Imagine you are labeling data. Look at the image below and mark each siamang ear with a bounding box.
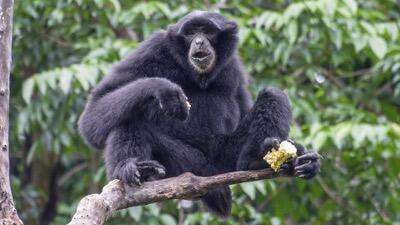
[222,21,238,32]
[208,18,237,33]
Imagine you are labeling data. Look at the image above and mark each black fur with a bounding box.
[78,11,320,217]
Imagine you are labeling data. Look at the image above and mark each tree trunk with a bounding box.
[0,0,23,224]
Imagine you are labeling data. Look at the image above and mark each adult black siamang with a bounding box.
[79,11,321,217]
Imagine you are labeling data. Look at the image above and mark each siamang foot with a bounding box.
[113,158,166,186]
[155,87,190,121]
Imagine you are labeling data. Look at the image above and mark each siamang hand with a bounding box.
[155,86,190,121]
[238,137,280,170]
[112,158,166,186]
[278,139,321,179]
[242,137,321,179]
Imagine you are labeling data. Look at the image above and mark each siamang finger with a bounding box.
[129,174,142,186]
[260,137,280,157]
[138,165,166,179]
[294,161,313,172]
[122,170,141,186]
[279,163,290,171]
[136,160,165,169]
[138,165,165,174]
[295,163,319,178]
[297,152,321,161]
[298,173,316,179]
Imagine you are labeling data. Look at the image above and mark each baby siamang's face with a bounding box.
[180,23,219,73]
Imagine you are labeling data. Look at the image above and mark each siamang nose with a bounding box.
[195,37,204,46]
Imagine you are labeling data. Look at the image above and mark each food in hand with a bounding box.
[263,140,297,172]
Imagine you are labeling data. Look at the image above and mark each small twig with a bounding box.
[319,69,344,87]
[367,193,390,222]
[67,169,288,225]
[57,162,89,186]
[316,176,363,220]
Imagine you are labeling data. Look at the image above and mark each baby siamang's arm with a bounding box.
[78,77,189,149]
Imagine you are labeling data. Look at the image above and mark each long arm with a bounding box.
[78,77,181,149]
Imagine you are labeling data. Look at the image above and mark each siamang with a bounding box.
[78,11,321,217]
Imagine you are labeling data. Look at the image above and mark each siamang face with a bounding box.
[170,11,238,76]
[180,23,219,73]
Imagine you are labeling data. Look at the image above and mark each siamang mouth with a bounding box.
[191,51,211,61]
[189,48,216,73]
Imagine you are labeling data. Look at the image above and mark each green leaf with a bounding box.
[59,70,73,94]
[240,183,256,200]
[369,36,387,59]
[343,0,357,14]
[110,0,121,12]
[145,204,160,216]
[360,21,376,36]
[128,206,143,221]
[353,35,368,52]
[94,166,105,183]
[283,3,304,22]
[239,28,252,45]
[253,181,267,195]
[332,123,351,149]
[313,132,328,150]
[36,77,47,95]
[160,214,177,225]
[22,78,35,103]
[287,20,298,44]
[253,29,267,46]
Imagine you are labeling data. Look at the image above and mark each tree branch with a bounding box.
[0,0,23,224]
[67,169,289,225]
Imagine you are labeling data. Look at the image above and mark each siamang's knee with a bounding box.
[254,87,291,113]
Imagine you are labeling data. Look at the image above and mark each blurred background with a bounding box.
[9,0,400,224]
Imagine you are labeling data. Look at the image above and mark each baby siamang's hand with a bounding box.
[112,158,166,186]
[155,87,190,121]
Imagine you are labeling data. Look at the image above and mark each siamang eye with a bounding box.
[204,29,214,35]
[184,28,196,36]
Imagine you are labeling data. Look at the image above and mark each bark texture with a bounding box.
[68,169,287,225]
[0,0,23,224]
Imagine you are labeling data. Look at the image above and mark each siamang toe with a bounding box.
[294,152,321,179]
[136,160,166,181]
[113,158,142,186]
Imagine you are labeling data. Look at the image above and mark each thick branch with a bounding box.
[0,0,23,224]
[68,169,288,225]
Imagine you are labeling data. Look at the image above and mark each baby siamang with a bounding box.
[78,11,321,217]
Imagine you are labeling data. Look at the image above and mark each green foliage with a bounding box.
[10,0,400,225]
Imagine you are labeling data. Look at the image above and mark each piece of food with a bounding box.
[263,140,297,172]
